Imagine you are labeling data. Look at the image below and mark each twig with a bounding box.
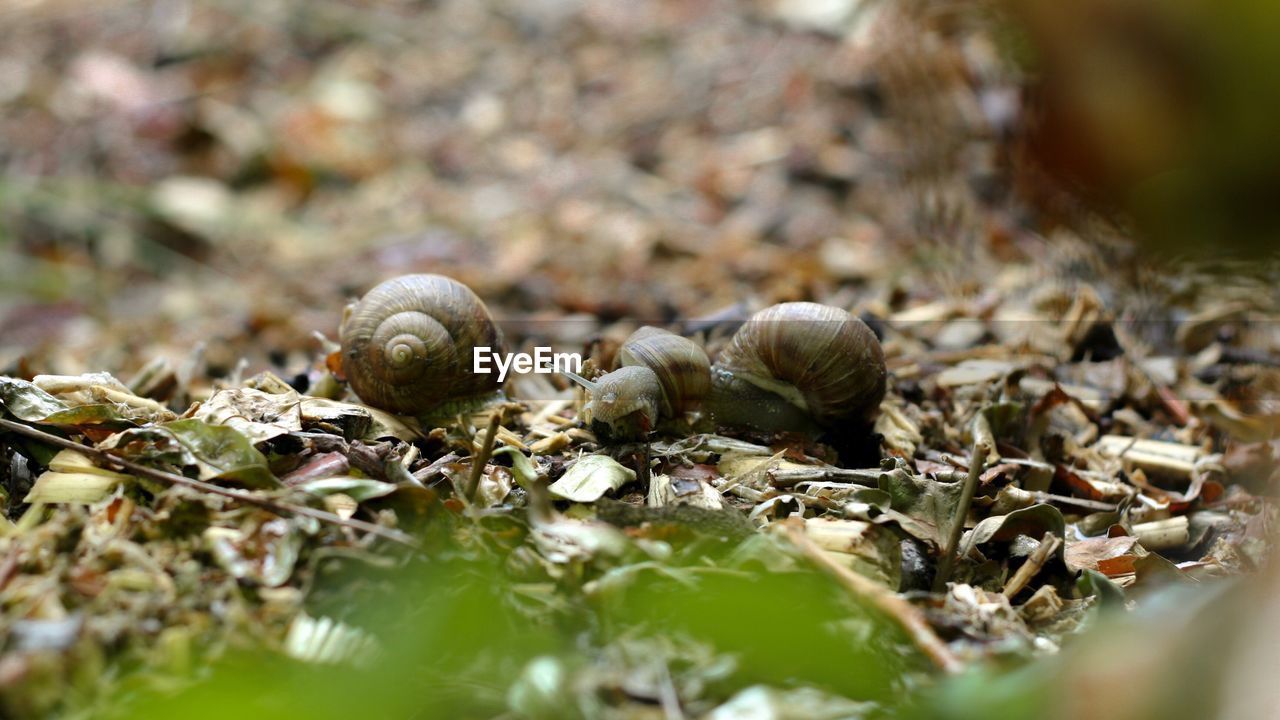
[641,440,651,488]
[781,521,963,675]
[1154,384,1191,427]
[0,418,420,548]
[768,466,881,488]
[1029,491,1119,512]
[0,549,20,593]
[1002,531,1061,599]
[932,415,993,593]
[463,412,502,503]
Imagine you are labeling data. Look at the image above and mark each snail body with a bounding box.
[339,274,504,415]
[568,302,886,440]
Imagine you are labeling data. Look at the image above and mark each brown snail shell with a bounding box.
[708,302,886,432]
[617,327,711,417]
[571,327,710,438]
[339,274,503,415]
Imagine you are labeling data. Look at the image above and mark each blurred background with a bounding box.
[2,1,1279,718]
[3,0,1274,384]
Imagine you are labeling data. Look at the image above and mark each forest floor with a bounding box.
[0,1,1278,719]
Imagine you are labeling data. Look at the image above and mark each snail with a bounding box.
[339,274,504,415]
[706,302,886,434]
[567,302,886,440]
[566,327,710,440]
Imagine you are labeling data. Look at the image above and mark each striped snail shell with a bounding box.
[708,302,886,433]
[567,327,710,438]
[618,327,711,417]
[339,274,503,415]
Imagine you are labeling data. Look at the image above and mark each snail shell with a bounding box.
[339,274,503,415]
[575,327,710,438]
[617,327,711,417]
[708,302,885,432]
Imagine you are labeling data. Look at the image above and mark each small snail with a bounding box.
[566,327,710,439]
[567,302,886,440]
[339,274,504,415]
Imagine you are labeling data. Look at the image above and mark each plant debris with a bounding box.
[0,1,1277,719]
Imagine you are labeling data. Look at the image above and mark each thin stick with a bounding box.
[0,418,419,548]
[769,466,882,488]
[932,417,993,593]
[464,412,502,503]
[1029,491,1118,512]
[1002,531,1061,599]
[781,521,963,674]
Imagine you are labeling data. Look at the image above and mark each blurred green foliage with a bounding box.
[96,538,1259,720]
[105,541,932,720]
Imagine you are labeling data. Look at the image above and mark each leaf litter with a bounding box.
[0,1,1277,718]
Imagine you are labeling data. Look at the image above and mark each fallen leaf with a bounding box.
[548,455,635,502]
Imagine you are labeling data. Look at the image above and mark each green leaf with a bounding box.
[101,418,279,488]
[1076,569,1126,610]
[1132,552,1192,588]
[0,377,146,430]
[0,376,70,421]
[877,465,963,547]
[492,446,541,489]
[982,402,1026,445]
[846,486,894,509]
[958,504,1067,561]
[548,455,635,502]
[40,405,138,427]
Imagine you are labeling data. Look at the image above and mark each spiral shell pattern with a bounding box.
[619,327,711,416]
[339,274,503,415]
[714,302,885,426]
